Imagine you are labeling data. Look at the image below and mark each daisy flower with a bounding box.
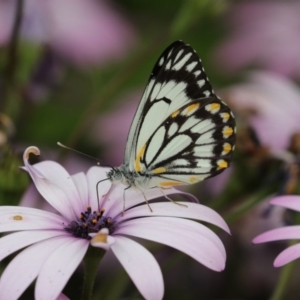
[253,196,300,267]
[0,0,136,66]
[216,2,300,79]
[222,71,300,151]
[0,147,230,300]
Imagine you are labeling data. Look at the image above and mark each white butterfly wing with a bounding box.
[143,97,236,187]
[124,41,217,170]
[124,41,236,187]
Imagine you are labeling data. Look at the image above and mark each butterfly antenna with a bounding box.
[57,142,101,165]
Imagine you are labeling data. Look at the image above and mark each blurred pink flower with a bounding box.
[253,195,300,267]
[223,71,300,151]
[0,146,230,299]
[0,0,136,66]
[216,2,300,79]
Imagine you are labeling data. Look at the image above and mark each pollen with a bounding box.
[222,126,233,138]
[171,109,180,118]
[91,232,108,244]
[65,206,115,240]
[217,159,228,170]
[12,215,23,221]
[205,103,221,114]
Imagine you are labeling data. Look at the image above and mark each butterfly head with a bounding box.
[107,167,123,182]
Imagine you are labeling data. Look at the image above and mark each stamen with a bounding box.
[65,206,114,240]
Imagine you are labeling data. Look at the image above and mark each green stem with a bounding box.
[270,260,295,300]
[81,246,105,300]
[1,0,24,112]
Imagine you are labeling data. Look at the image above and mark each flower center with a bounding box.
[65,206,114,240]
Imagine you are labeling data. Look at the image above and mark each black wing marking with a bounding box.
[125,41,219,171]
[136,97,236,185]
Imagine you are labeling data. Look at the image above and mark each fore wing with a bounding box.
[124,41,217,171]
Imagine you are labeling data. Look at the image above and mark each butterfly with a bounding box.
[106,41,236,194]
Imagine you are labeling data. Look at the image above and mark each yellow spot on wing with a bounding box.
[217,159,228,170]
[223,126,233,138]
[206,103,221,114]
[171,110,180,118]
[222,143,232,154]
[182,103,200,116]
[135,145,146,172]
[189,176,200,183]
[160,181,184,187]
[153,167,167,174]
[13,215,23,221]
[220,112,230,122]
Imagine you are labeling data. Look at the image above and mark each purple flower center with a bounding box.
[64,206,114,240]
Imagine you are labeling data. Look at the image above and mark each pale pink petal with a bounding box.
[253,226,300,243]
[0,206,66,233]
[100,184,144,215]
[270,196,300,212]
[26,161,79,219]
[23,147,80,220]
[86,166,112,209]
[116,217,226,271]
[274,243,300,267]
[56,294,70,300]
[110,236,164,300]
[0,230,70,261]
[70,172,89,211]
[116,202,230,233]
[19,184,54,213]
[35,238,88,300]
[0,236,72,300]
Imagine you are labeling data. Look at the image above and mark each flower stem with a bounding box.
[270,250,296,300]
[1,0,24,112]
[81,246,105,300]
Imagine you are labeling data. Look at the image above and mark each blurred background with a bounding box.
[1,0,300,299]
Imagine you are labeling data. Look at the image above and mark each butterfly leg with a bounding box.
[122,186,131,216]
[140,190,153,213]
[160,188,187,207]
[122,186,153,215]
[134,182,153,212]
